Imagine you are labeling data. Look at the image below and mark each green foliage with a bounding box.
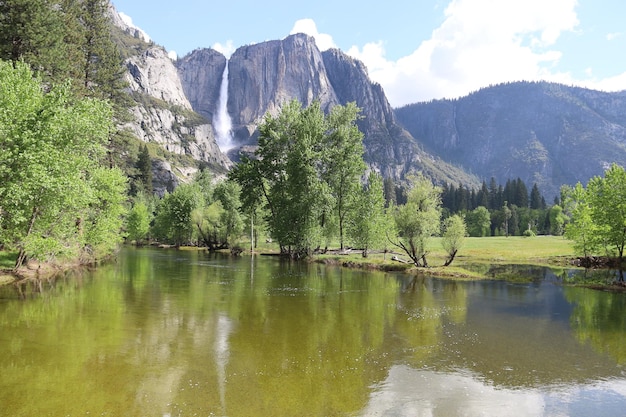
[390,174,442,267]
[347,172,393,257]
[82,167,128,259]
[214,180,244,246]
[149,172,245,250]
[322,102,365,249]
[0,0,66,82]
[126,201,152,244]
[465,206,491,237]
[0,61,126,267]
[548,205,567,236]
[441,214,467,266]
[230,99,367,258]
[134,144,153,195]
[565,164,626,260]
[152,184,202,246]
[587,164,626,259]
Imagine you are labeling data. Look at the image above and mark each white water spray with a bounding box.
[214,60,235,152]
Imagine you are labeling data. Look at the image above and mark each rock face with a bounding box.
[176,48,226,121]
[176,34,475,185]
[395,81,626,197]
[321,49,417,178]
[125,47,192,108]
[227,34,339,144]
[109,5,231,195]
[121,46,231,194]
[111,4,626,198]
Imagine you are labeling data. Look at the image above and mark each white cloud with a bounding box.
[118,12,151,43]
[290,19,337,51]
[168,50,178,61]
[347,0,580,106]
[212,40,236,58]
[580,70,626,92]
[607,32,622,41]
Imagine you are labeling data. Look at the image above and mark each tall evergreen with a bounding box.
[80,0,128,107]
[0,0,67,82]
[135,144,153,195]
[383,177,397,207]
[530,183,544,209]
[488,177,499,210]
[515,178,529,208]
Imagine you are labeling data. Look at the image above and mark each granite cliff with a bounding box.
[111,5,626,199]
[176,34,477,185]
[110,5,231,195]
[395,82,626,198]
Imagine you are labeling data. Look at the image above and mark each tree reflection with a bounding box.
[564,286,626,364]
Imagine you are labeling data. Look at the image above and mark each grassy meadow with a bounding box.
[292,235,577,279]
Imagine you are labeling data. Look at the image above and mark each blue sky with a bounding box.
[111,0,626,107]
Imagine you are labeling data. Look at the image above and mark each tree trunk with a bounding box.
[443,249,458,267]
[14,206,39,271]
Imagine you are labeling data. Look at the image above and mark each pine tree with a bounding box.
[0,0,67,82]
[383,177,397,207]
[135,144,153,195]
[80,0,129,110]
[530,183,543,209]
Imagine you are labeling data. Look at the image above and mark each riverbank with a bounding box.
[312,236,576,279]
[1,236,619,289]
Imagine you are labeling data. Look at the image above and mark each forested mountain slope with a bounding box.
[395,82,626,197]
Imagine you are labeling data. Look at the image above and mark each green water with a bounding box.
[0,247,625,416]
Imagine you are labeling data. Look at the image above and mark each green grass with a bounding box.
[0,251,16,270]
[431,235,575,265]
[244,235,576,279]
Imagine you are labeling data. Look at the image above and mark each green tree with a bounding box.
[0,60,123,268]
[321,102,365,250]
[152,184,202,246]
[126,201,152,245]
[465,206,491,237]
[134,144,153,195]
[441,214,467,266]
[80,0,128,104]
[390,174,442,267]
[0,0,67,81]
[348,172,392,257]
[586,164,626,261]
[81,166,128,259]
[502,202,512,237]
[231,100,365,258]
[383,177,397,207]
[214,180,244,247]
[530,183,544,209]
[548,204,567,236]
[564,183,597,257]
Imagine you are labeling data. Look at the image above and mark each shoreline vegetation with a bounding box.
[2,235,625,291]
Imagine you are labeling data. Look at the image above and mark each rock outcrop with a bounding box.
[109,5,231,195]
[121,46,231,194]
[176,34,476,185]
[227,34,339,144]
[395,81,626,197]
[176,48,226,121]
[125,47,192,108]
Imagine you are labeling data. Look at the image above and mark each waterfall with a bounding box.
[214,60,234,152]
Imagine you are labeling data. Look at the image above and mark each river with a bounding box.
[1,247,625,416]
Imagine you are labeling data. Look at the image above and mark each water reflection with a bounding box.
[362,365,626,417]
[0,248,625,416]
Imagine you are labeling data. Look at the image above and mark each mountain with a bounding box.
[394,81,626,198]
[111,6,626,200]
[109,5,231,196]
[176,34,478,185]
